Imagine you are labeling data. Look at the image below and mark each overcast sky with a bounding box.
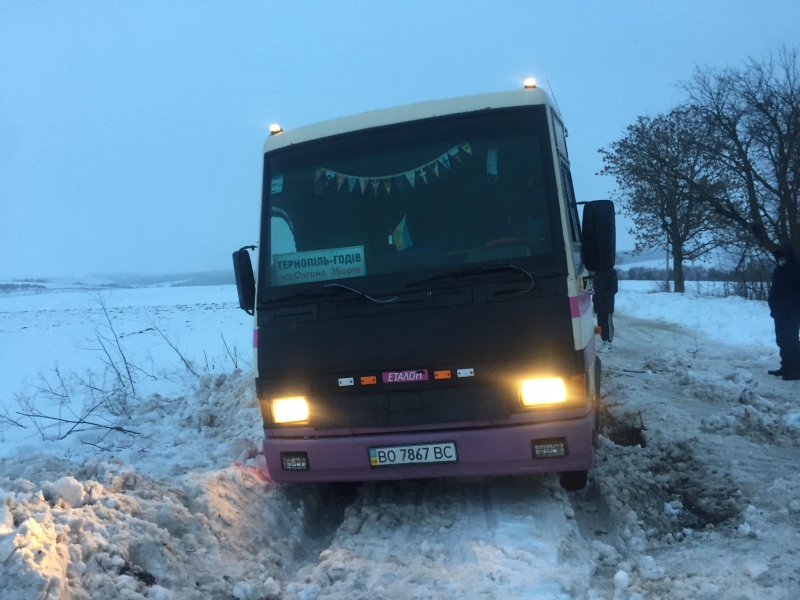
[2,1,798,279]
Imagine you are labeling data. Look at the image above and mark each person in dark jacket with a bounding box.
[767,244,800,380]
[593,268,618,350]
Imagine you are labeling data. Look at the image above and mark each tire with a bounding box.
[560,470,588,491]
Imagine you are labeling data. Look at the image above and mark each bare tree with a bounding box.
[600,108,726,292]
[683,47,800,252]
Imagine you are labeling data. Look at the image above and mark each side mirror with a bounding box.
[232,246,256,315]
[581,200,616,272]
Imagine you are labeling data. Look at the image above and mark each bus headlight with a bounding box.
[519,378,567,406]
[272,397,309,423]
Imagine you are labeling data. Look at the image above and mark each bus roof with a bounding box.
[264,87,557,153]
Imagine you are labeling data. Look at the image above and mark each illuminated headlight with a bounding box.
[272,397,309,423]
[519,378,567,406]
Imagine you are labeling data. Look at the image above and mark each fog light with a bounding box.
[281,452,309,471]
[272,397,309,423]
[532,439,567,459]
[520,378,567,406]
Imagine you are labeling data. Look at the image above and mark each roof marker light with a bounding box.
[523,78,537,89]
[269,123,283,135]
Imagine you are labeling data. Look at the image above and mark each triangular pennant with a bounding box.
[427,162,439,178]
[459,143,473,155]
[447,146,460,157]
[314,168,325,196]
[371,179,381,194]
[348,176,358,192]
[383,179,392,194]
[404,170,416,188]
[325,169,336,186]
[438,154,451,170]
[417,168,428,184]
[393,174,406,191]
[336,174,346,191]
[360,177,369,194]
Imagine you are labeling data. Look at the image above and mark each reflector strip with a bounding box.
[457,368,474,378]
[338,377,354,387]
[361,376,377,385]
[434,370,452,380]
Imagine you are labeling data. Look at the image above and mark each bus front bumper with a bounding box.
[262,415,594,483]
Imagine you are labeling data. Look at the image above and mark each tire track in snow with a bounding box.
[280,476,595,600]
[580,312,800,599]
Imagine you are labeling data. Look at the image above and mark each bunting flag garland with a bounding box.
[314,168,325,195]
[315,143,471,196]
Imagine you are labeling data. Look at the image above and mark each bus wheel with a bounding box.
[559,470,588,491]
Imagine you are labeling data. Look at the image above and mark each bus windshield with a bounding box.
[263,108,558,290]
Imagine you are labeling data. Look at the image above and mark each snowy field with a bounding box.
[1,283,799,599]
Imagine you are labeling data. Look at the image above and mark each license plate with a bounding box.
[369,442,457,467]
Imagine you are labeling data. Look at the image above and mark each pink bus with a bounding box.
[233,84,615,490]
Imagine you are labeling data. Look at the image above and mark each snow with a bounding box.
[613,570,630,589]
[45,476,85,508]
[617,280,776,350]
[1,282,799,598]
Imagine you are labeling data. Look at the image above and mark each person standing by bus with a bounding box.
[593,268,618,351]
[768,244,800,381]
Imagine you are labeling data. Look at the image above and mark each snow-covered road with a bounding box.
[2,285,799,599]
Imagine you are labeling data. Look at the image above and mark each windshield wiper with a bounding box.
[263,283,399,305]
[406,263,536,292]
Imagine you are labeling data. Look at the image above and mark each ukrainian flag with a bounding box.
[392,215,414,252]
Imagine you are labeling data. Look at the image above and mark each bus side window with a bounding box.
[560,166,581,243]
[560,165,583,272]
